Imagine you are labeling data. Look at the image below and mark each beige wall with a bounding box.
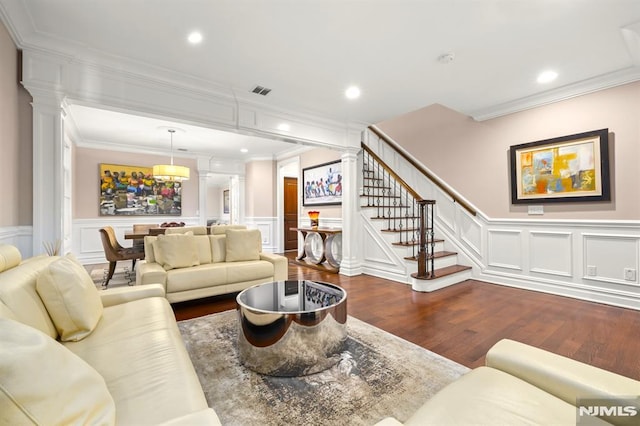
[0,20,32,226]
[73,146,199,218]
[376,81,640,220]
[245,160,276,217]
[300,148,342,219]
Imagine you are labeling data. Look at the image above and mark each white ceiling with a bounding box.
[67,104,299,162]
[2,0,640,158]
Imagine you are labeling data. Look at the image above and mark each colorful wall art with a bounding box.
[99,163,182,216]
[302,160,342,206]
[510,129,611,204]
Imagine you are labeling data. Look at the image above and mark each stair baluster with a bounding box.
[361,143,432,279]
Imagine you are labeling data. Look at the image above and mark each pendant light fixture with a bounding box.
[152,129,190,182]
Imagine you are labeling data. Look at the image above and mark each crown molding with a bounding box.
[472,24,640,121]
[0,0,32,47]
[470,66,640,121]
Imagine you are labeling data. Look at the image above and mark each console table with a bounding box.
[291,227,342,273]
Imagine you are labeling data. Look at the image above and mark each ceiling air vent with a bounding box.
[251,85,271,96]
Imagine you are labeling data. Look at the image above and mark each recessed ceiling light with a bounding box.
[537,70,558,84]
[345,86,361,100]
[277,123,290,131]
[188,31,203,44]
[240,148,248,153]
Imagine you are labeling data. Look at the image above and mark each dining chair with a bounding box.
[98,226,145,287]
[132,224,158,250]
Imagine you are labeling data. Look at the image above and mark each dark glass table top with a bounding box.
[237,280,346,314]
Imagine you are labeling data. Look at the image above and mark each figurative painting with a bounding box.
[302,160,342,206]
[510,129,610,204]
[99,163,182,215]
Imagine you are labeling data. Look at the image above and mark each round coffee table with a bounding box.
[236,280,347,376]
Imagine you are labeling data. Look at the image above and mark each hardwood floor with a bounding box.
[172,253,640,380]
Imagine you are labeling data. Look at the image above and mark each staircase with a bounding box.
[361,142,471,291]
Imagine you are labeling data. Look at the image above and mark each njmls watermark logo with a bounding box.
[577,397,639,425]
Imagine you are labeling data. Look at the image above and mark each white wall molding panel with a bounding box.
[0,226,33,256]
[243,217,279,253]
[487,229,524,271]
[360,213,408,283]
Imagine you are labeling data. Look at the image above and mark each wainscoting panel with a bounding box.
[0,226,33,257]
[435,192,456,235]
[487,229,523,271]
[244,217,278,252]
[583,233,640,286]
[361,214,408,283]
[529,231,573,277]
[459,211,482,259]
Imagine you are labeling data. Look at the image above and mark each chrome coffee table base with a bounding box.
[236,280,347,377]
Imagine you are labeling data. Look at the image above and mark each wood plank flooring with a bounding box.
[171,253,640,380]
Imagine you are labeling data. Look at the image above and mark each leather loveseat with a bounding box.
[376,338,640,425]
[136,226,288,303]
[0,244,220,425]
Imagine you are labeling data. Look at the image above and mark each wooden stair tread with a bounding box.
[370,216,420,220]
[362,204,411,208]
[381,228,422,233]
[362,185,391,189]
[393,241,417,247]
[392,238,444,247]
[404,251,457,261]
[412,264,472,280]
[360,195,403,199]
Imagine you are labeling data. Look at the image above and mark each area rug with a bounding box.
[90,266,134,288]
[178,310,470,426]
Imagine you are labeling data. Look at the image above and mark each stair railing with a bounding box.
[368,125,477,217]
[362,143,435,279]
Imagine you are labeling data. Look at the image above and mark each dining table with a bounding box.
[123,228,166,240]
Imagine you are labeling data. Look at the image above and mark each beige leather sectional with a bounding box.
[377,338,640,425]
[136,226,288,303]
[0,244,221,425]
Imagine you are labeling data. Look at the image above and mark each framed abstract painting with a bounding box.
[509,129,611,204]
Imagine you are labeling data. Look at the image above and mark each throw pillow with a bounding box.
[154,233,200,271]
[36,255,103,341]
[209,235,226,263]
[151,231,192,266]
[225,228,261,262]
[193,235,212,264]
[144,235,158,263]
[0,318,116,425]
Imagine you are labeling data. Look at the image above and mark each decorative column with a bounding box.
[229,175,246,225]
[28,89,66,255]
[339,147,363,276]
[197,157,212,226]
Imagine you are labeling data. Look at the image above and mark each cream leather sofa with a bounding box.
[136,226,288,303]
[0,244,220,425]
[377,339,640,426]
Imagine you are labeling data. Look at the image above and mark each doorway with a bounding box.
[284,177,298,252]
